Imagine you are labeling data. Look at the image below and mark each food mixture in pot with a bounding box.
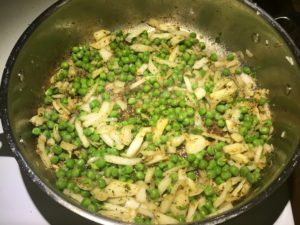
[30,19,274,224]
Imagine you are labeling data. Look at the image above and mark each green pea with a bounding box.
[187,171,196,180]
[217,119,226,128]
[239,126,248,136]
[124,165,134,174]
[230,165,240,176]
[143,84,151,93]
[90,133,100,142]
[135,163,145,171]
[103,92,110,101]
[205,119,213,127]
[221,171,232,181]
[111,167,119,178]
[32,127,41,135]
[199,108,206,116]
[149,188,160,200]
[240,106,248,114]
[204,186,215,197]
[208,160,217,170]
[89,99,100,109]
[170,154,179,163]
[205,111,214,119]
[259,126,270,134]
[136,171,145,180]
[207,169,217,179]
[71,168,80,177]
[154,168,163,178]
[189,32,197,38]
[95,159,106,169]
[215,166,222,175]
[222,68,231,76]
[187,154,196,162]
[183,52,191,61]
[78,88,88,96]
[242,66,251,74]
[210,53,218,61]
[253,138,263,146]
[235,67,242,75]
[46,120,54,129]
[87,170,97,180]
[185,107,194,116]
[265,119,273,127]
[72,46,80,53]
[227,53,235,61]
[198,42,206,50]
[216,158,226,167]
[83,128,93,136]
[215,176,224,185]
[50,112,59,121]
[56,178,68,190]
[128,97,136,105]
[216,105,226,114]
[134,216,145,224]
[52,145,63,155]
[198,160,208,170]
[44,96,53,104]
[261,134,269,141]
[207,146,215,156]
[246,173,257,184]
[76,159,85,168]
[240,166,250,177]
[66,158,75,169]
[87,204,98,213]
[50,156,59,164]
[81,198,92,208]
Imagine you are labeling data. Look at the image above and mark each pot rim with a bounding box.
[0,0,299,224]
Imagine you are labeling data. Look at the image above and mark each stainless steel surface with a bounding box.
[0,0,300,224]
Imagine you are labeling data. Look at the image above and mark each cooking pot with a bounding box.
[1,0,300,224]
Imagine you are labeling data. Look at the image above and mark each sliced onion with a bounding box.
[125,27,145,43]
[75,120,90,148]
[149,33,173,40]
[63,189,83,203]
[90,35,115,49]
[185,134,209,154]
[169,46,179,62]
[154,212,179,224]
[105,180,139,197]
[104,155,142,165]
[153,118,169,142]
[126,127,151,157]
[130,44,154,52]
[153,56,177,68]
[158,176,171,195]
[99,48,113,62]
[148,57,159,75]
[93,29,110,41]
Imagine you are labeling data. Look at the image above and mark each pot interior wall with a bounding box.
[5,0,300,222]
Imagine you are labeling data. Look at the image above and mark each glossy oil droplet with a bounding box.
[285,84,292,96]
[251,33,260,43]
[17,72,24,82]
[280,131,286,139]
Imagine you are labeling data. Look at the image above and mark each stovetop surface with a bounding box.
[0,0,297,224]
